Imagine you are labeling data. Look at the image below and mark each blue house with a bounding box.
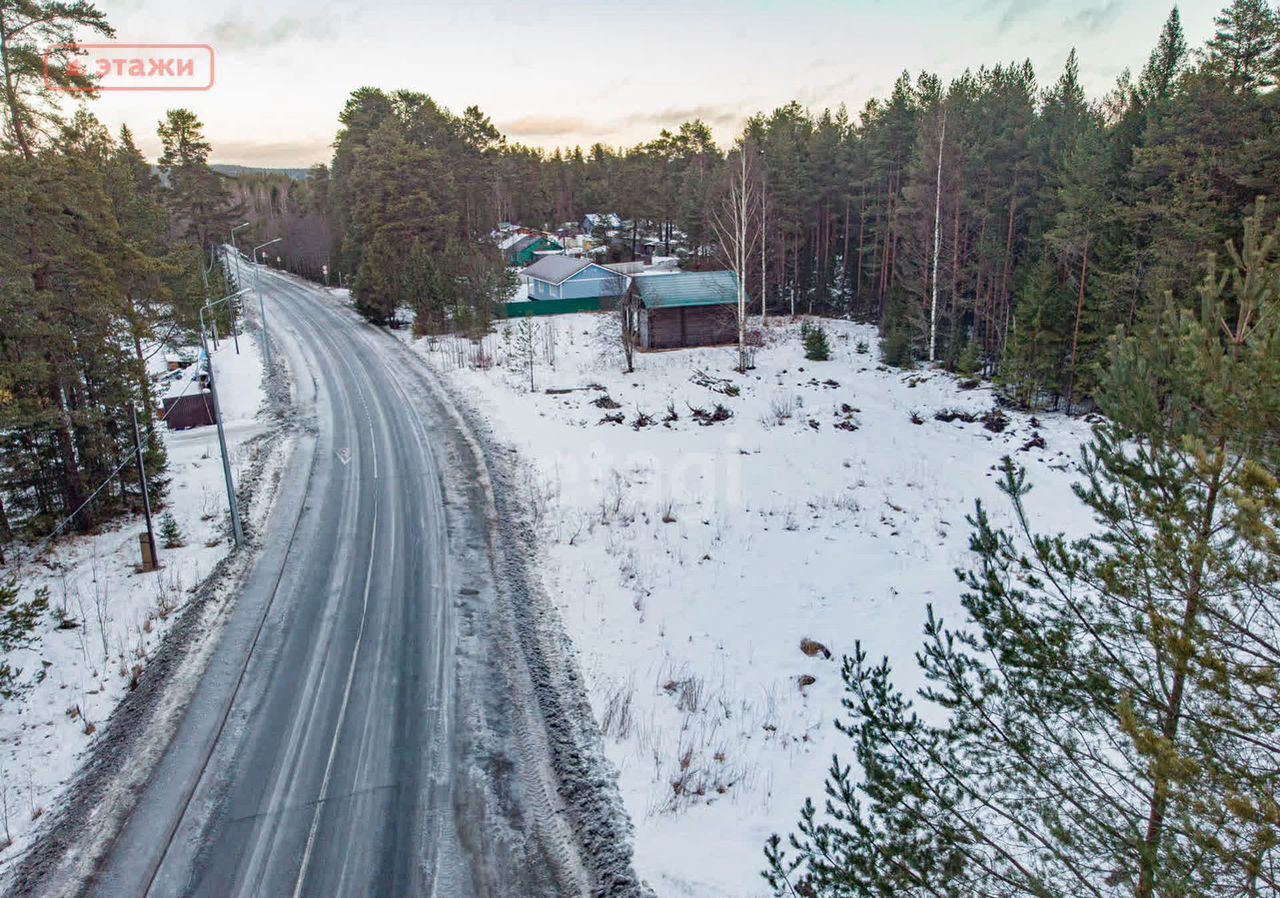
[521,256,630,306]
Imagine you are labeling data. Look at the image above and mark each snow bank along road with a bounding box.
[65,267,601,897]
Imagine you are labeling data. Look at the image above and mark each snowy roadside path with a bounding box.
[0,324,294,893]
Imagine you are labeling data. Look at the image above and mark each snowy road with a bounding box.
[85,268,579,897]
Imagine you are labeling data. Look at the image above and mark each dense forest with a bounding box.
[315,3,1280,415]
[2,0,1271,546]
[0,0,238,566]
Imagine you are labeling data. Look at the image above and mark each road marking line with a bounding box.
[290,499,379,898]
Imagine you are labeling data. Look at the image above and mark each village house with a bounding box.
[626,270,739,349]
[505,234,563,267]
[521,255,631,307]
[581,212,623,235]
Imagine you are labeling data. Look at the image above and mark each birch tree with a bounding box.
[713,145,760,373]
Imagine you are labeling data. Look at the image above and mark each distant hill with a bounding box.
[212,164,312,180]
[149,164,312,185]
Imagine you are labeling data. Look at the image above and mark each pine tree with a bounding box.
[0,0,113,159]
[766,208,1280,898]
[157,109,236,250]
[1,578,48,702]
[1203,0,1280,92]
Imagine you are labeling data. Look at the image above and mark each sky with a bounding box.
[84,0,1226,168]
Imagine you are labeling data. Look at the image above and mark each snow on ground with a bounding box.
[406,313,1099,897]
[0,334,268,862]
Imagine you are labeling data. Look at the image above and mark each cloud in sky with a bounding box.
[1065,0,1127,36]
[628,105,745,130]
[89,0,1225,166]
[498,116,591,138]
[208,137,334,167]
[207,14,324,51]
[499,107,752,149]
[992,0,1038,33]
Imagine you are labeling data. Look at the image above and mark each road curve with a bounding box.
[87,267,580,897]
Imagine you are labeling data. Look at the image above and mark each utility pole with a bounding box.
[132,405,159,570]
[253,237,282,374]
[230,223,249,288]
[199,248,219,350]
[200,290,250,547]
[230,223,251,355]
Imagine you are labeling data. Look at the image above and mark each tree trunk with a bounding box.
[929,109,946,363]
[760,191,768,325]
[1136,454,1224,898]
[1065,232,1090,413]
[997,168,1020,362]
[0,11,33,161]
[49,379,92,532]
[855,193,866,312]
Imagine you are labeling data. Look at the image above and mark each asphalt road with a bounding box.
[87,267,574,898]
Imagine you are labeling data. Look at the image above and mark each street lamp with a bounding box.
[229,222,251,353]
[252,237,283,373]
[199,287,252,547]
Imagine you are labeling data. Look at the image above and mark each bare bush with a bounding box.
[762,394,794,427]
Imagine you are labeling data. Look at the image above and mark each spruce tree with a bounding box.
[1000,255,1071,408]
[802,322,832,361]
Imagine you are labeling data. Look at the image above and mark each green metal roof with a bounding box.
[632,271,739,309]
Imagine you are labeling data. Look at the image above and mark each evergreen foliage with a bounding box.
[0,4,234,550]
[801,322,832,361]
[327,89,515,327]
[0,579,48,702]
[159,511,184,549]
[309,4,1278,414]
[764,208,1280,898]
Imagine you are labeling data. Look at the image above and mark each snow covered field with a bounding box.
[408,313,1098,897]
[0,335,269,864]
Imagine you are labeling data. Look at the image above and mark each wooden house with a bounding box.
[627,271,739,350]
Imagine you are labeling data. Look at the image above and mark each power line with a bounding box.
[8,345,219,572]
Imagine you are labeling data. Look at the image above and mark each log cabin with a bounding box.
[628,271,740,350]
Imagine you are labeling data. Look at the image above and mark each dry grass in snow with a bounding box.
[405,312,1097,897]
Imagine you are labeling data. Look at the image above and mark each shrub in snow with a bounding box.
[879,315,916,368]
[800,322,831,361]
[956,338,982,376]
[159,511,186,548]
[1,579,49,702]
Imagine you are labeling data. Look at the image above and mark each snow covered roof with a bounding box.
[632,270,738,309]
[521,255,592,285]
[583,212,623,229]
